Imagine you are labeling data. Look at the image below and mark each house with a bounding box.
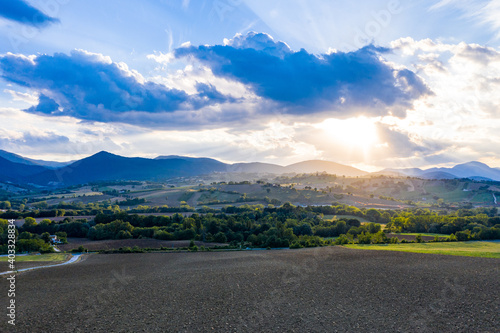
[49,235,63,245]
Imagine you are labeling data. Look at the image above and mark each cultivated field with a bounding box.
[345,241,500,258]
[1,247,498,332]
[58,238,227,252]
[0,253,71,272]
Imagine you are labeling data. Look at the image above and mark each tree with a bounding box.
[24,217,36,227]
[367,222,381,234]
[214,232,227,243]
[41,232,51,244]
[0,201,11,209]
[55,232,68,244]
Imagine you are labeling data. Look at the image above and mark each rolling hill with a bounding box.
[28,151,229,185]
[388,161,500,181]
[0,149,73,168]
[285,160,368,177]
[0,156,49,182]
[1,149,499,186]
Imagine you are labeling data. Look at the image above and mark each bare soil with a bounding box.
[0,261,56,272]
[58,238,227,252]
[0,247,498,332]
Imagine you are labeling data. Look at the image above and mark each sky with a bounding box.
[0,0,499,172]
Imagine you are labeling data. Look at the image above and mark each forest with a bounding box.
[1,203,499,253]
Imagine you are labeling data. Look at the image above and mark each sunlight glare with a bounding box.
[317,117,378,150]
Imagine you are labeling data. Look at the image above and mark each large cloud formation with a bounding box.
[0,32,431,129]
[0,50,235,125]
[0,0,59,28]
[175,32,431,117]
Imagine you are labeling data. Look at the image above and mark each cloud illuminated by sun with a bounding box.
[315,117,379,152]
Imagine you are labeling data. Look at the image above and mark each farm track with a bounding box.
[0,247,498,332]
[0,254,81,276]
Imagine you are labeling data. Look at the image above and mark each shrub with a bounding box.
[290,241,303,249]
[40,243,55,253]
[455,231,470,241]
[335,234,350,245]
[71,245,87,253]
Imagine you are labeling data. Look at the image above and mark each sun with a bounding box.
[317,117,379,150]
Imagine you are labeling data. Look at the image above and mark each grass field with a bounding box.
[396,233,450,238]
[0,253,70,262]
[323,214,373,223]
[345,241,500,258]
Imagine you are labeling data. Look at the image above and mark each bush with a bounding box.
[71,245,87,253]
[39,243,55,253]
[335,234,350,245]
[153,230,173,240]
[17,239,46,252]
[455,231,470,241]
[117,230,132,239]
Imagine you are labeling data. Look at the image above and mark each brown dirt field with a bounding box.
[34,215,94,223]
[1,247,498,332]
[58,238,227,252]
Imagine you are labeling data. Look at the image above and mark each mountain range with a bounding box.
[0,149,499,186]
[382,161,500,181]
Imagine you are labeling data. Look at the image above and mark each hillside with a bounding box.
[285,160,368,177]
[2,149,500,187]
[388,161,500,181]
[0,149,72,168]
[0,156,49,182]
[27,151,229,185]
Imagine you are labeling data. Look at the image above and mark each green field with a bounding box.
[345,241,500,258]
[323,215,374,223]
[0,253,70,262]
[395,233,450,238]
[470,192,494,204]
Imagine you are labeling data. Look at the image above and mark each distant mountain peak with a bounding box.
[93,150,115,157]
[455,161,489,167]
[393,160,500,181]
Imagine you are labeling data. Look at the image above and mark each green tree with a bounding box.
[24,217,36,227]
[214,232,227,243]
[41,232,51,244]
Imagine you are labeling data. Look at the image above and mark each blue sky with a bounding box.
[0,0,499,171]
